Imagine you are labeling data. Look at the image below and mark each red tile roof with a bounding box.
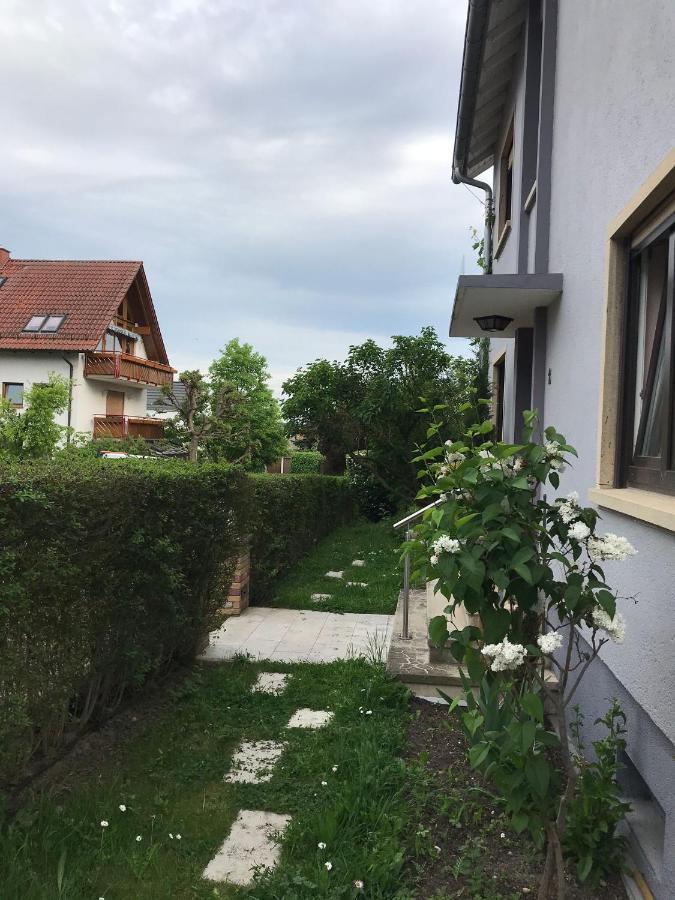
[0,257,170,364]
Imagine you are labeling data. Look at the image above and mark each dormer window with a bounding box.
[23,314,65,333]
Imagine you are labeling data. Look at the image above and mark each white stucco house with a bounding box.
[449,2,674,896]
[0,248,175,440]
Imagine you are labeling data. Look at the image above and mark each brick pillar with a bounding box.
[220,552,250,616]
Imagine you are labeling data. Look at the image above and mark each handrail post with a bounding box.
[401,527,412,640]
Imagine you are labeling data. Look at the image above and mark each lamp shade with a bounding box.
[473,314,513,333]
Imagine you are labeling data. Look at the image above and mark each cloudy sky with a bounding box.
[1,0,481,393]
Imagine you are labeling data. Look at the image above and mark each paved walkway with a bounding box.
[199,606,394,664]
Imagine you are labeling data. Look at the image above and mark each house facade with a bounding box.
[449,1,675,896]
[0,249,175,440]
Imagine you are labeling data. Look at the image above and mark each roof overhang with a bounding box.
[453,0,527,179]
[449,273,563,338]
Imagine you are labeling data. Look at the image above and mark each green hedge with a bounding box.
[289,450,324,474]
[0,458,249,785]
[249,474,355,602]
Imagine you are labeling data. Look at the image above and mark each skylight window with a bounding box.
[23,314,65,333]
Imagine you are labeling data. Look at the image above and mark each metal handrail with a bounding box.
[394,497,445,641]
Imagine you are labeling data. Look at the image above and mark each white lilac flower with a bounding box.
[432,535,461,556]
[439,493,448,502]
[445,451,465,467]
[592,607,626,643]
[325,861,333,871]
[318,841,326,849]
[588,533,637,562]
[568,521,590,541]
[430,554,439,566]
[119,804,127,812]
[481,637,527,672]
[100,820,109,828]
[537,632,563,654]
[354,880,365,889]
[557,491,581,524]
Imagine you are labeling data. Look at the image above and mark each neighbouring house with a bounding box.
[147,381,188,419]
[0,249,175,441]
[448,2,674,896]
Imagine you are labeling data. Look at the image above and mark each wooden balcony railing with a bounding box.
[84,351,175,386]
[93,416,165,440]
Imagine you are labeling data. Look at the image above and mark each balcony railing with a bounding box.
[93,415,165,440]
[84,351,175,386]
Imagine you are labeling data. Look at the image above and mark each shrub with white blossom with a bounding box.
[410,405,636,899]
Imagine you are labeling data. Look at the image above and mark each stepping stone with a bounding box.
[252,672,291,695]
[346,581,368,588]
[225,740,285,784]
[203,809,291,885]
[325,571,343,579]
[351,559,366,567]
[286,708,334,729]
[311,593,332,602]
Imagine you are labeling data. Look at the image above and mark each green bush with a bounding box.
[249,474,355,602]
[0,457,249,785]
[289,450,324,474]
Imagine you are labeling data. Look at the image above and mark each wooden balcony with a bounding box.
[84,351,175,387]
[93,415,165,440]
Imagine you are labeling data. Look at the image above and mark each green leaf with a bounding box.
[549,471,560,489]
[465,645,485,683]
[512,812,529,833]
[480,605,511,643]
[577,854,593,882]
[468,742,490,769]
[509,476,531,489]
[428,615,449,648]
[501,526,520,542]
[521,720,537,753]
[511,545,535,566]
[525,755,550,798]
[520,692,544,723]
[513,563,533,584]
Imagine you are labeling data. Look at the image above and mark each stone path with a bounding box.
[199,607,394,663]
[203,669,337,887]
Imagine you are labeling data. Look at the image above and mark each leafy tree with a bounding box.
[0,374,70,459]
[282,327,483,504]
[162,370,235,463]
[208,339,287,469]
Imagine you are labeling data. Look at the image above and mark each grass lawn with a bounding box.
[0,659,412,900]
[265,518,402,614]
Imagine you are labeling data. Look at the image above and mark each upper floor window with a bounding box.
[3,383,24,407]
[622,206,675,494]
[496,118,514,256]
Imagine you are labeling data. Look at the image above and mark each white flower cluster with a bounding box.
[588,533,637,562]
[481,637,527,672]
[545,440,566,471]
[430,534,460,566]
[537,631,563,654]
[591,607,626,643]
[568,520,590,542]
[438,448,466,476]
[556,491,580,524]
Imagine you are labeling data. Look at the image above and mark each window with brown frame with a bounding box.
[492,356,506,441]
[495,119,514,257]
[3,382,24,407]
[621,206,675,495]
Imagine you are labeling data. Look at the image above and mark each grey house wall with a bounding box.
[486,1,675,895]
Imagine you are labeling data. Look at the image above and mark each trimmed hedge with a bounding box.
[289,450,324,475]
[0,458,249,785]
[249,474,355,602]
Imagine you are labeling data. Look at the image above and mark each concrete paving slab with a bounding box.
[252,672,291,695]
[286,708,334,729]
[225,740,285,784]
[325,570,344,578]
[351,559,366,567]
[203,809,291,885]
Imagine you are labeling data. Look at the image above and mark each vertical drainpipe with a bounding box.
[62,355,74,442]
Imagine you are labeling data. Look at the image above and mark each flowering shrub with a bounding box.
[410,407,635,897]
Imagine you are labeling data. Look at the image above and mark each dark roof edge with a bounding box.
[452,0,492,181]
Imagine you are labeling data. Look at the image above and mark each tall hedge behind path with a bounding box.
[249,474,355,602]
[0,459,249,786]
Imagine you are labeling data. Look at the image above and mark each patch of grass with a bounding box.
[265,518,401,614]
[0,659,412,899]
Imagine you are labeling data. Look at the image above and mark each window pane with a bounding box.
[4,383,24,405]
[41,315,64,332]
[24,315,46,332]
[637,326,667,458]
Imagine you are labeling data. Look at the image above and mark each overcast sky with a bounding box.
[1,0,481,394]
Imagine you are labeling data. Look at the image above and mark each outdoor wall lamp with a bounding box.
[473,314,513,333]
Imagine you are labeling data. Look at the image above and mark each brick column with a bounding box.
[220,552,250,616]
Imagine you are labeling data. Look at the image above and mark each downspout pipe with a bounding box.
[62,355,74,442]
[452,0,494,273]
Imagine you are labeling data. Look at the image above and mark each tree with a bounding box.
[0,374,70,459]
[162,370,237,463]
[282,327,484,504]
[208,339,287,470]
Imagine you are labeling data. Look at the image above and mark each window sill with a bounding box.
[588,486,675,533]
[494,221,511,260]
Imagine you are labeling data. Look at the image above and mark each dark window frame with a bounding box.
[2,382,24,408]
[620,211,675,495]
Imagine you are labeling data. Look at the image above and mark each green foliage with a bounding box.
[289,450,324,474]
[282,327,485,505]
[208,338,288,469]
[0,457,249,784]
[249,474,356,602]
[346,458,398,521]
[0,375,70,459]
[564,701,631,884]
